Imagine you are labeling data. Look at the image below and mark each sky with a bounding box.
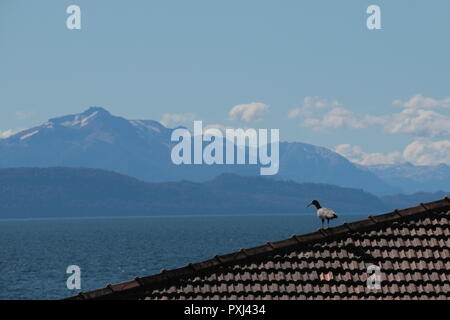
[1,0,450,166]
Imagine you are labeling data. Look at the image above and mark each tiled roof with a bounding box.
[67,198,450,300]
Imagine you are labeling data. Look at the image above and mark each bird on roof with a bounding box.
[307,200,338,229]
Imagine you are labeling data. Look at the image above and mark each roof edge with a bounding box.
[66,196,450,300]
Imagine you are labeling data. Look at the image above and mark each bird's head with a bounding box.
[307,200,320,209]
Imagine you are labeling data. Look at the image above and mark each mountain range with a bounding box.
[0,167,389,219]
[363,163,450,194]
[0,167,444,219]
[1,107,449,195]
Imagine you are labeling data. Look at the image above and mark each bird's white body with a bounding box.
[307,200,338,228]
[317,207,337,220]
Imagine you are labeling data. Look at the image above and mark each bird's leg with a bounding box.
[327,218,330,228]
[321,219,324,229]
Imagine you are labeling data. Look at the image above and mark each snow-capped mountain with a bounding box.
[276,142,397,194]
[364,162,450,194]
[0,107,396,195]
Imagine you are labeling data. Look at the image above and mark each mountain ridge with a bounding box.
[363,162,450,194]
[0,107,396,195]
[0,167,389,219]
[1,167,444,220]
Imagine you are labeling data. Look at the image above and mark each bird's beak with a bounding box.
[306,204,312,208]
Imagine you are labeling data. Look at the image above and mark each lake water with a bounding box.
[0,214,363,300]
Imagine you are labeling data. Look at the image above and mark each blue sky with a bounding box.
[1,0,450,166]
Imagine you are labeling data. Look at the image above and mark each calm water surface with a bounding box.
[0,214,363,299]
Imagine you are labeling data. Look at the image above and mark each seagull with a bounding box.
[307,200,338,229]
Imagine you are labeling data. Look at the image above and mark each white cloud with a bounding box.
[303,96,341,109]
[293,95,450,165]
[289,95,450,138]
[160,113,195,127]
[289,97,367,131]
[335,139,450,166]
[334,144,403,166]
[288,96,342,120]
[228,102,269,123]
[302,107,368,131]
[403,139,450,166]
[384,108,450,137]
[393,94,450,109]
[362,114,387,126]
[287,108,302,119]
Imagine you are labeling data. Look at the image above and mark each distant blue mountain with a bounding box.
[381,190,449,210]
[0,168,389,219]
[362,163,450,194]
[0,107,396,195]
